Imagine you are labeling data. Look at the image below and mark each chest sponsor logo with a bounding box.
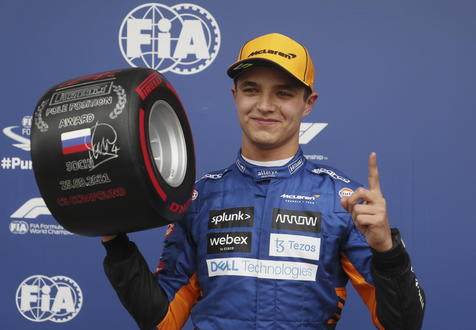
[257,169,278,178]
[269,233,321,261]
[272,209,321,233]
[206,258,317,281]
[207,232,252,254]
[280,193,320,205]
[208,207,254,229]
[338,187,354,198]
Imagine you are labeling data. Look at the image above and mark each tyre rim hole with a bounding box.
[148,100,187,187]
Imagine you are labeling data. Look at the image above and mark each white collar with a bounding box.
[241,154,294,167]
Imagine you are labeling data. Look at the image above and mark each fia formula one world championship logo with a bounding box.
[119,3,220,74]
[3,116,31,152]
[16,275,83,323]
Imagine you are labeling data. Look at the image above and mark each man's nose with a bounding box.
[256,93,276,112]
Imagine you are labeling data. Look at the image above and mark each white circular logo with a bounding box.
[22,116,32,130]
[119,3,220,74]
[338,187,354,198]
[9,220,29,234]
[16,275,83,323]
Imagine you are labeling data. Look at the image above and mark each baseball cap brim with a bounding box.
[227,58,312,90]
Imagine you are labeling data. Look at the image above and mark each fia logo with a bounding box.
[16,275,83,323]
[9,220,29,234]
[3,116,32,151]
[119,3,221,74]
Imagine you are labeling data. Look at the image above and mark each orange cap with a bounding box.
[227,33,315,91]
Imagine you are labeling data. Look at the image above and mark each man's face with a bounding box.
[232,66,317,158]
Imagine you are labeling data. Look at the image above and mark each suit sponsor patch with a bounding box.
[207,232,252,254]
[206,257,317,281]
[338,188,354,198]
[208,207,254,229]
[272,209,321,233]
[269,233,321,261]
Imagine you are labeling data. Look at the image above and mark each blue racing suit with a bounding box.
[103,148,425,329]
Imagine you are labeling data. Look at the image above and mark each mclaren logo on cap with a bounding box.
[248,49,296,60]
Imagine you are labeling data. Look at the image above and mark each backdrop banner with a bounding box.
[1,1,475,329]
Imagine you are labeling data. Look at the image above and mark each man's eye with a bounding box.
[243,88,257,93]
[277,91,293,97]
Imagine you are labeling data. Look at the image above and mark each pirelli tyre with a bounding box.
[30,68,195,236]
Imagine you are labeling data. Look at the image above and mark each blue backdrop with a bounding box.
[2,0,475,329]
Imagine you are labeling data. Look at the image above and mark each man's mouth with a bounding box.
[252,117,279,127]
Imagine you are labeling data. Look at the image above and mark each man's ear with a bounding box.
[231,86,237,100]
[303,92,318,117]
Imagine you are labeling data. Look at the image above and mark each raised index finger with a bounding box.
[368,152,381,192]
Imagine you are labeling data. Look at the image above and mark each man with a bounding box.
[102,33,425,329]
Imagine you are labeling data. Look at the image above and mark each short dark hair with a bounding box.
[303,86,312,101]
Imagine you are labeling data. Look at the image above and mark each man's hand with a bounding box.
[339,152,392,252]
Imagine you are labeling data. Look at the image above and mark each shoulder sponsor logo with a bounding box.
[235,159,246,173]
[16,275,82,323]
[312,168,350,183]
[272,208,321,233]
[209,207,254,229]
[288,157,304,174]
[119,3,220,75]
[207,232,252,254]
[269,233,321,261]
[206,257,317,281]
[201,173,223,180]
[338,188,354,198]
[192,189,198,200]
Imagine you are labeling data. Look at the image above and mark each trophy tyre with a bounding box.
[30,68,195,236]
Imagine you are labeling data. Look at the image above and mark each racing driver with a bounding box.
[101,33,426,329]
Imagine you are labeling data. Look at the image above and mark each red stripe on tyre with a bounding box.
[139,108,167,202]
